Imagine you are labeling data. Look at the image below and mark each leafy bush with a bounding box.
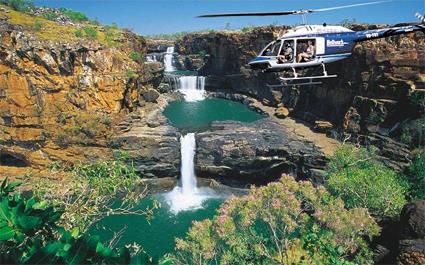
[33,20,43,30]
[1,0,33,12]
[32,151,157,232]
[241,26,255,33]
[0,178,131,264]
[83,26,98,39]
[41,11,58,20]
[74,29,83,38]
[130,51,142,62]
[405,149,425,200]
[58,7,88,22]
[171,175,379,265]
[126,69,138,79]
[197,49,208,58]
[52,112,112,147]
[326,145,407,217]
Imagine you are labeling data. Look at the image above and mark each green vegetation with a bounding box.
[326,145,407,217]
[197,49,208,58]
[241,25,255,33]
[0,0,33,12]
[33,20,42,30]
[58,7,88,22]
[33,150,152,232]
[53,112,112,147]
[126,69,138,79]
[41,10,58,20]
[83,26,97,39]
[130,51,142,62]
[0,178,131,264]
[405,150,425,200]
[171,175,379,265]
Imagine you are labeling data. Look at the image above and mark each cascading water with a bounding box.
[164,46,175,72]
[165,133,214,213]
[178,76,205,102]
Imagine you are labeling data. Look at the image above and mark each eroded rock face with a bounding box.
[0,18,167,174]
[397,201,425,265]
[196,119,327,184]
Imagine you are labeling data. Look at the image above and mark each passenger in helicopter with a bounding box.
[277,41,294,64]
[297,40,315,62]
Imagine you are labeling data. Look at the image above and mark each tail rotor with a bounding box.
[416,12,425,24]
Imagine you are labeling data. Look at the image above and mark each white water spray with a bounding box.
[164,46,175,72]
[165,133,214,213]
[178,76,205,102]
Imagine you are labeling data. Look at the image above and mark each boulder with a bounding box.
[196,119,327,184]
[400,200,425,240]
[314,120,333,133]
[141,89,160,103]
[274,107,289,119]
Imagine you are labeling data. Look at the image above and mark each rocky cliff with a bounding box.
[0,6,165,177]
[175,25,425,170]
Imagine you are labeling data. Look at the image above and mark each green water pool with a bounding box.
[163,98,264,132]
[89,194,224,259]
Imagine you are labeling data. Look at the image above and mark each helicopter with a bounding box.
[198,1,425,84]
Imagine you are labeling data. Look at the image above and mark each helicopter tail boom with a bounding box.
[353,23,424,42]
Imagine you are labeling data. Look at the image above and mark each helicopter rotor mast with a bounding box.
[197,0,393,25]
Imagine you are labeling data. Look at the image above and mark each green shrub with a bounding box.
[58,7,88,22]
[0,178,131,264]
[53,112,112,147]
[241,25,254,33]
[33,20,43,31]
[171,175,379,265]
[1,0,33,12]
[197,49,208,58]
[41,11,58,20]
[130,51,142,62]
[126,69,138,79]
[83,26,97,40]
[74,29,83,38]
[405,149,425,200]
[326,145,407,217]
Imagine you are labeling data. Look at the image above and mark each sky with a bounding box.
[33,0,425,36]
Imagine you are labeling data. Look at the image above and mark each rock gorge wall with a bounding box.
[176,25,425,170]
[0,19,165,176]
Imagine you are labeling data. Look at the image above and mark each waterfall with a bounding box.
[146,54,157,62]
[178,76,205,102]
[165,133,214,213]
[180,133,197,194]
[164,46,175,72]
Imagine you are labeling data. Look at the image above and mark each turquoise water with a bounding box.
[163,98,263,132]
[90,194,223,259]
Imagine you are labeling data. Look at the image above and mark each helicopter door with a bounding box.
[296,39,316,63]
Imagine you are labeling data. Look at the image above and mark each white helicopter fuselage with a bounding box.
[248,23,424,72]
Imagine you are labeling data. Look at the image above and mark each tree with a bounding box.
[325,145,407,217]
[171,175,380,265]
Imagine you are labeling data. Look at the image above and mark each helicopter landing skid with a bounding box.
[279,74,337,82]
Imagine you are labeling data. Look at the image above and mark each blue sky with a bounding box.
[34,0,425,36]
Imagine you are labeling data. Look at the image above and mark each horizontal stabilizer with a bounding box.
[416,12,425,23]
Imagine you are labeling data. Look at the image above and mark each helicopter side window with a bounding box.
[261,41,282,57]
[296,39,316,63]
[277,40,294,64]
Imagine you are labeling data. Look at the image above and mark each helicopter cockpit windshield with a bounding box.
[261,40,282,57]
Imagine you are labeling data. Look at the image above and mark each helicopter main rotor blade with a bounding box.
[197,11,300,18]
[197,0,393,18]
[313,0,393,12]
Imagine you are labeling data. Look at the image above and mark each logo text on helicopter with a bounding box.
[326,39,349,47]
